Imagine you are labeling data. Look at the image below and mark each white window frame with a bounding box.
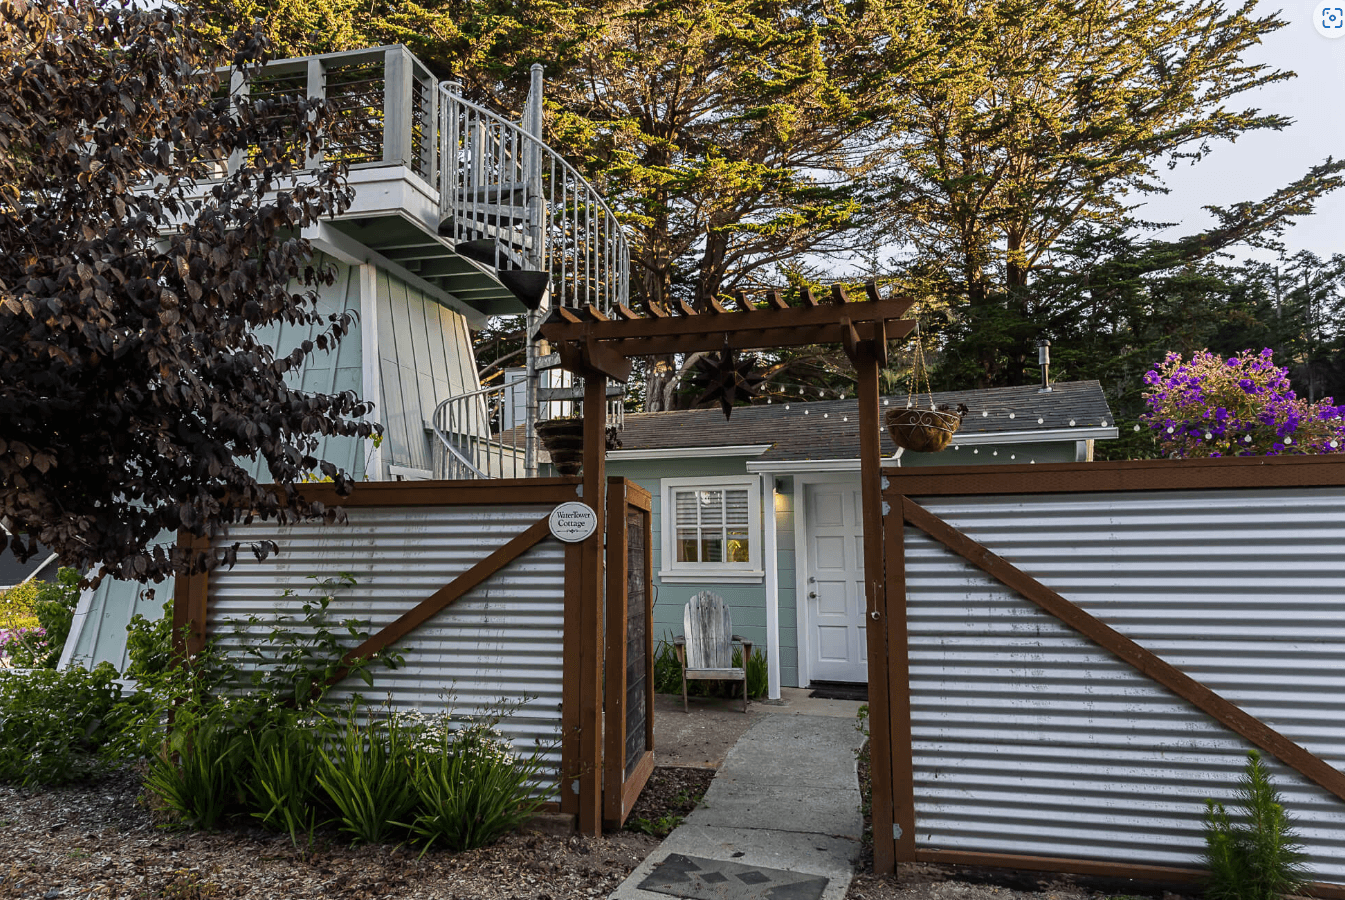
[659,475,763,584]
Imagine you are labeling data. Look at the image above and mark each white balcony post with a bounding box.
[306,57,325,170]
[227,69,247,176]
[383,46,414,168]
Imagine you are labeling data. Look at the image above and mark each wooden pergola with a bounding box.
[540,281,915,858]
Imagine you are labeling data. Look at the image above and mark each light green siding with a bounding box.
[603,456,790,687]
[374,270,479,477]
[249,257,368,480]
[903,439,1079,466]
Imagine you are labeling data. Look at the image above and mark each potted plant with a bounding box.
[886,312,967,453]
[885,404,966,453]
[535,417,586,475]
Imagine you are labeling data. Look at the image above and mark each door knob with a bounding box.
[809,591,818,599]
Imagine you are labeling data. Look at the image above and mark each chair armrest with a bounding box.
[673,636,686,647]
[730,634,744,644]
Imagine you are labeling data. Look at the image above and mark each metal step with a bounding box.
[454,238,525,271]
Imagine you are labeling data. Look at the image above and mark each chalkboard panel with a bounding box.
[625,506,648,778]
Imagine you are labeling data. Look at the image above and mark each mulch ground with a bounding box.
[0,766,716,900]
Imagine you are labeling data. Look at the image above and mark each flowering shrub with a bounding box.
[0,569,81,668]
[0,625,50,668]
[1142,349,1345,458]
[0,663,124,785]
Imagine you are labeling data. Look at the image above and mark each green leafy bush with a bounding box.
[145,707,251,830]
[652,635,768,700]
[248,713,329,846]
[128,573,549,851]
[1203,750,1312,900]
[0,663,123,785]
[0,579,40,631]
[405,718,548,854]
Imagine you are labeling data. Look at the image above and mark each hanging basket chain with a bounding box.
[888,303,964,453]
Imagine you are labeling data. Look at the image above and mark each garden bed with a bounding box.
[0,767,668,900]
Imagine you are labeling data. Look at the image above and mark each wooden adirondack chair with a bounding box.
[673,591,754,713]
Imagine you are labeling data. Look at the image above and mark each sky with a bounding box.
[1138,0,1345,261]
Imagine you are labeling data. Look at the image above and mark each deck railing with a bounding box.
[236,48,632,479]
[222,46,440,183]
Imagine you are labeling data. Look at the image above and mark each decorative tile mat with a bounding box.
[638,853,829,900]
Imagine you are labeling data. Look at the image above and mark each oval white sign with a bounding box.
[549,501,597,543]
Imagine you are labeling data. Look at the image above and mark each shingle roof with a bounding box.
[614,380,1115,462]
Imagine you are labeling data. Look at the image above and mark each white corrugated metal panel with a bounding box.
[904,486,1345,883]
[205,504,565,794]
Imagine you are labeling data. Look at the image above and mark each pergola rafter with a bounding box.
[538,281,916,377]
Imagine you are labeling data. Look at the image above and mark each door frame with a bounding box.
[792,472,864,688]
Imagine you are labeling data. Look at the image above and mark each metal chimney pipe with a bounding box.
[1037,339,1052,393]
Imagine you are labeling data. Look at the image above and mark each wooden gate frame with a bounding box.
[604,476,656,827]
[868,454,1345,895]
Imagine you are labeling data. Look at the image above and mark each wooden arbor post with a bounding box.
[556,338,632,835]
[846,306,912,874]
[543,285,913,846]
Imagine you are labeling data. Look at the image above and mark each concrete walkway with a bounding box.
[610,712,867,900]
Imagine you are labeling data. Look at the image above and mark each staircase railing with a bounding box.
[430,378,625,480]
[438,67,630,315]
[429,382,527,480]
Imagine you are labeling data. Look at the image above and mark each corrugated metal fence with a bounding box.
[203,503,566,786]
[176,481,585,800]
[877,458,1345,891]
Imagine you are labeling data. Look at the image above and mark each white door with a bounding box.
[804,482,868,683]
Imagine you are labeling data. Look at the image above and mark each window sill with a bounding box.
[658,570,765,585]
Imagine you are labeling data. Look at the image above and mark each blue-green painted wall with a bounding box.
[602,459,765,669]
[373,269,479,477]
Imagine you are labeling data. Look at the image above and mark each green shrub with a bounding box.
[248,713,329,846]
[145,711,251,830]
[1203,750,1312,900]
[0,663,123,785]
[652,635,768,700]
[405,719,548,854]
[317,707,419,845]
[126,573,549,852]
[0,579,40,631]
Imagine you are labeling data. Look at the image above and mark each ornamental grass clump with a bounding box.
[1142,349,1345,459]
[404,718,549,854]
[1203,750,1311,900]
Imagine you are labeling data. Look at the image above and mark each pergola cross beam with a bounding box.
[539,285,916,381]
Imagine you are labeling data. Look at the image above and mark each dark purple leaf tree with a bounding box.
[0,0,378,583]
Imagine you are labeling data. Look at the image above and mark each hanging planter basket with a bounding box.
[885,406,963,454]
[536,418,586,476]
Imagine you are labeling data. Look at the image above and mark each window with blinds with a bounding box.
[674,488,750,564]
[660,476,762,581]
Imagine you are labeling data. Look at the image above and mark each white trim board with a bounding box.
[607,444,771,461]
[746,427,1119,473]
